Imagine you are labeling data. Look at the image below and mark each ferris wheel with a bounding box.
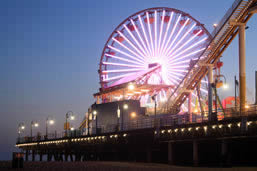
[98,7,211,114]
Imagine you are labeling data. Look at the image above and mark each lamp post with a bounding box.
[117,105,121,131]
[30,121,39,139]
[93,110,97,135]
[152,94,157,127]
[18,123,25,142]
[65,111,75,136]
[122,103,128,131]
[46,117,55,139]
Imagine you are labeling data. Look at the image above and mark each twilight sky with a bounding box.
[0,0,256,160]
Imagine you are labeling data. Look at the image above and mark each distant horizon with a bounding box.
[1,0,257,160]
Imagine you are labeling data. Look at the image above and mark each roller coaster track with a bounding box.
[166,0,257,113]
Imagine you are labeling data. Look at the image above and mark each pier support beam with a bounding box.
[47,153,52,161]
[193,140,198,166]
[39,153,43,161]
[208,66,213,121]
[25,150,29,161]
[168,142,174,165]
[230,21,247,115]
[65,154,68,161]
[69,154,73,162]
[32,150,35,161]
[188,93,192,122]
[239,24,246,115]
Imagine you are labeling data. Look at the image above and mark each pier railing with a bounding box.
[17,104,257,144]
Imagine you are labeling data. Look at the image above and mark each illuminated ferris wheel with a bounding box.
[98,7,211,114]
[99,7,211,89]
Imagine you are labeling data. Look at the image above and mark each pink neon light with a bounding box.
[163,18,189,56]
[169,37,208,61]
[154,10,157,57]
[169,59,190,66]
[117,29,147,59]
[170,47,206,64]
[102,62,145,68]
[168,29,203,58]
[108,45,144,64]
[138,15,152,56]
[112,37,144,62]
[105,53,143,66]
[169,65,188,68]
[168,71,185,77]
[160,12,174,56]
[146,12,154,56]
[166,23,196,57]
[130,19,151,57]
[104,72,136,82]
[162,14,181,56]
[103,68,143,73]
[158,10,165,56]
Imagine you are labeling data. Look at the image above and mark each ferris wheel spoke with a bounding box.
[169,59,190,66]
[138,15,152,56]
[108,45,144,64]
[166,23,196,57]
[169,47,206,64]
[168,29,203,58]
[146,12,155,57]
[168,71,185,77]
[112,37,145,62]
[122,25,148,59]
[167,72,181,81]
[130,19,151,57]
[154,10,158,57]
[102,62,145,68]
[162,14,181,56]
[163,18,189,56]
[103,72,138,82]
[160,12,174,57]
[169,37,208,61]
[158,10,165,57]
[166,74,180,85]
[102,68,144,73]
[105,53,143,66]
[169,68,188,73]
[169,65,189,69]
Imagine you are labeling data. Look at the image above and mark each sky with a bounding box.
[0,0,256,160]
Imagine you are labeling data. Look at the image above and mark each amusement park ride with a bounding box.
[16,0,257,166]
[79,1,257,133]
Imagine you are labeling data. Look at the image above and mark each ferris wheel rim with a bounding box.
[99,7,211,90]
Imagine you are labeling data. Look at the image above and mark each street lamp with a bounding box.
[93,110,98,134]
[65,111,75,136]
[123,104,128,110]
[122,104,128,131]
[30,121,39,138]
[46,116,55,139]
[130,112,136,118]
[152,94,157,127]
[18,123,25,141]
[128,83,135,90]
[117,105,121,131]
